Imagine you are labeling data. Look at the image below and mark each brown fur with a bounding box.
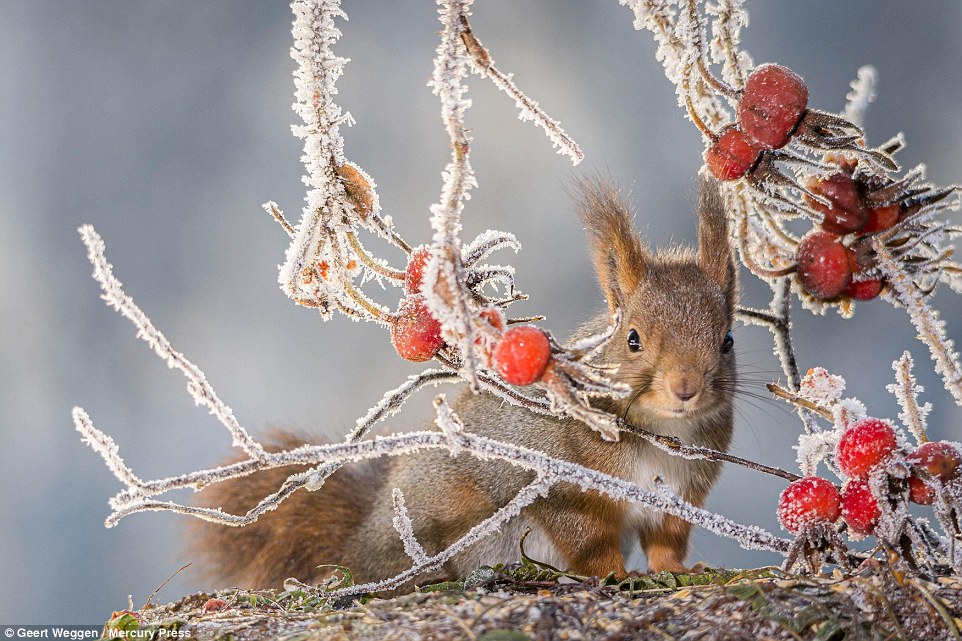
[189,176,737,588]
[189,430,383,588]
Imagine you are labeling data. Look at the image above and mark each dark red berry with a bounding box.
[795,231,853,299]
[805,173,868,235]
[494,325,552,386]
[863,204,900,234]
[391,295,444,362]
[738,63,809,150]
[908,475,935,505]
[836,418,898,478]
[405,245,431,295]
[777,477,841,534]
[705,125,761,181]
[845,278,884,301]
[907,441,962,480]
[840,478,880,535]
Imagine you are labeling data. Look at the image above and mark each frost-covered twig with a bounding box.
[888,351,932,444]
[843,65,877,128]
[78,225,266,459]
[459,15,583,165]
[392,489,429,565]
[876,240,962,404]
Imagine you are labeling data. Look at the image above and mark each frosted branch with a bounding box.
[72,407,145,492]
[876,240,962,404]
[888,351,932,444]
[392,489,429,565]
[459,16,583,165]
[843,65,877,128]
[78,225,265,459]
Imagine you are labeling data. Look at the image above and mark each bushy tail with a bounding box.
[187,430,383,589]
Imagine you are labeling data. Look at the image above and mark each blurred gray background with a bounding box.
[1,0,960,624]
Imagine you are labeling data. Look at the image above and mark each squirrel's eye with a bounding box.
[627,328,642,352]
[721,330,734,354]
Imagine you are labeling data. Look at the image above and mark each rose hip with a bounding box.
[494,325,552,386]
[737,63,809,150]
[777,476,841,534]
[705,125,761,181]
[404,245,431,295]
[841,478,880,535]
[795,231,853,299]
[391,295,444,362]
[836,418,898,478]
[805,173,868,235]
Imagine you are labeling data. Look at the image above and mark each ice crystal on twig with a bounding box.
[876,240,962,404]
[459,15,583,165]
[78,225,265,459]
[887,351,932,444]
[392,489,429,565]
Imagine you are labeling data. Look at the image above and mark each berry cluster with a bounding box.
[777,417,961,538]
[705,64,808,182]
[391,246,554,387]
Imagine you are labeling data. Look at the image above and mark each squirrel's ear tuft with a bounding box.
[697,176,737,302]
[573,177,649,313]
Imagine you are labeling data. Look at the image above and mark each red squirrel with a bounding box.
[191,176,736,588]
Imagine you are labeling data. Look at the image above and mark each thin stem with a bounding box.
[346,231,406,281]
[767,382,834,422]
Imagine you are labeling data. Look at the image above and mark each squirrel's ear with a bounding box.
[697,176,737,301]
[574,177,649,313]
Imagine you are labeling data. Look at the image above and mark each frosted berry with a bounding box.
[704,125,761,181]
[908,475,935,505]
[805,173,868,235]
[907,441,962,480]
[737,63,809,150]
[777,477,841,534]
[404,245,431,295]
[863,204,900,234]
[494,325,552,386]
[840,479,880,535]
[836,418,898,478]
[203,598,231,613]
[391,295,444,362]
[795,231,852,299]
[844,278,884,301]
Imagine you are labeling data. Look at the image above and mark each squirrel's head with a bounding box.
[575,176,736,427]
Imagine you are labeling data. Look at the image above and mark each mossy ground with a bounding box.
[107,561,962,640]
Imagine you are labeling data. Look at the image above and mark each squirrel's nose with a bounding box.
[667,374,700,402]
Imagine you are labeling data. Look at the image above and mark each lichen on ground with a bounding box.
[110,562,962,640]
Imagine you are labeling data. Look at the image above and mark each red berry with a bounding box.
[705,125,761,181]
[907,441,962,480]
[777,477,841,534]
[795,231,853,299]
[863,204,900,234]
[908,475,935,505]
[494,325,552,386]
[737,63,809,150]
[836,418,898,478]
[840,478,880,535]
[844,278,884,301]
[202,598,231,613]
[391,295,444,362]
[804,173,868,235]
[405,245,431,295]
